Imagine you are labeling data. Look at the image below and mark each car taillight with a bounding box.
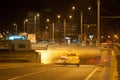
[103,59,108,62]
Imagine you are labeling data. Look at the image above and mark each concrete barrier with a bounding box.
[0,51,40,63]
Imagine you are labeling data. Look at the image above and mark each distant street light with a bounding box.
[52,22,55,42]
[80,7,92,46]
[34,13,40,33]
[57,14,61,22]
[46,18,50,22]
[57,14,61,19]
[33,13,40,43]
[88,7,91,10]
[72,6,75,10]
[63,18,66,39]
[13,23,17,34]
[69,15,72,19]
[23,19,28,33]
[80,11,83,43]
[97,0,100,45]
[46,18,52,41]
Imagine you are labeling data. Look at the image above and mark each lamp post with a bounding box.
[13,23,17,34]
[57,14,61,22]
[34,13,40,42]
[97,0,100,45]
[34,13,40,33]
[63,18,66,39]
[46,18,50,41]
[80,11,83,43]
[80,6,92,46]
[23,19,28,33]
[69,15,74,36]
[34,16,36,33]
[52,22,55,42]
[72,6,83,45]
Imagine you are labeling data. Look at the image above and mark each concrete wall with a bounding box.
[0,51,40,62]
[11,40,32,51]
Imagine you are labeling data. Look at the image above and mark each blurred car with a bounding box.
[55,53,80,67]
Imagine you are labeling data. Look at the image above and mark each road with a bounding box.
[0,43,117,80]
[0,64,105,80]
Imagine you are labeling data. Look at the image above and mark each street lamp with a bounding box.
[80,11,83,44]
[33,13,40,43]
[63,18,66,39]
[69,15,72,19]
[80,6,92,46]
[97,0,100,45]
[71,6,83,44]
[57,14,61,19]
[86,25,90,37]
[46,18,50,23]
[88,7,91,10]
[72,6,75,10]
[13,23,17,34]
[57,14,61,22]
[23,19,28,33]
[45,18,50,41]
[34,13,40,33]
[52,22,55,42]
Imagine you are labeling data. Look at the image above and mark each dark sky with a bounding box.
[0,0,120,32]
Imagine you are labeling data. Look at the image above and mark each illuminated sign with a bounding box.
[6,35,27,40]
[89,35,94,40]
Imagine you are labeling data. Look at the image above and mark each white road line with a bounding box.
[8,69,52,80]
[98,67,107,80]
[85,67,99,80]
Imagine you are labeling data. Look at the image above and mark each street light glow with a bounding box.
[36,13,40,17]
[25,19,28,22]
[88,7,91,10]
[69,15,72,19]
[57,14,61,19]
[46,18,50,22]
[72,6,75,10]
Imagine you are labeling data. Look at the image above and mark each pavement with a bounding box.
[0,62,118,80]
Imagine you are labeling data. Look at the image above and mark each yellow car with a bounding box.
[56,53,80,67]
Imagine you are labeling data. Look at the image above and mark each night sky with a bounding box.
[0,0,120,33]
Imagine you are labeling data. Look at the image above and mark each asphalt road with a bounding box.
[0,44,117,80]
[0,64,105,80]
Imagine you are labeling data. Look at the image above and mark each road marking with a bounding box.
[8,69,53,80]
[85,67,99,80]
[98,66,107,80]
